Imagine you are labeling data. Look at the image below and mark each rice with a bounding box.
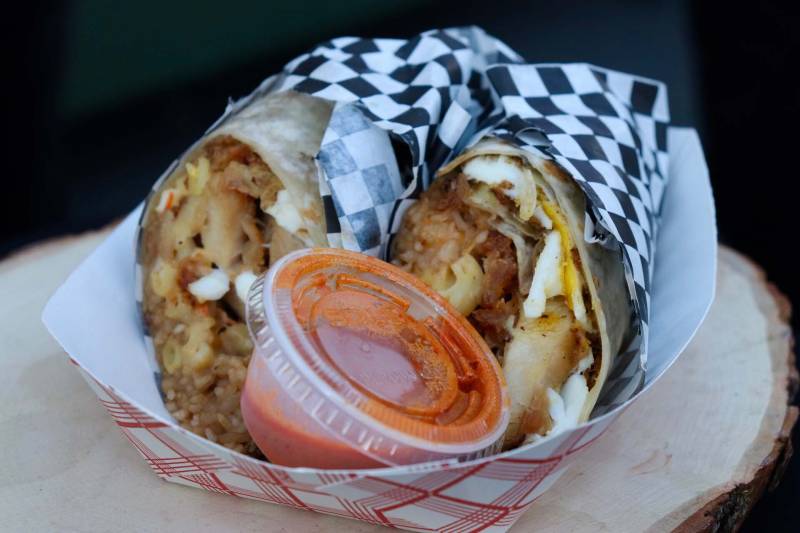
[140,136,286,457]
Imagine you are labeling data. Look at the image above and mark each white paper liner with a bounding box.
[43,127,715,532]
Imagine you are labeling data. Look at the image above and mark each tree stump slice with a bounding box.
[514,247,798,532]
[0,231,796,532]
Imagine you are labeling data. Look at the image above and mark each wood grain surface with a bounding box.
[0,230,795,532]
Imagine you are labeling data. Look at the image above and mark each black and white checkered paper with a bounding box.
[137,27,671,412]
[271,27,522,255]
[272,33,668,404]
[478,64,670,408]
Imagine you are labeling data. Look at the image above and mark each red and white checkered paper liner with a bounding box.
[73,360,617,531]
[43,127,714,531]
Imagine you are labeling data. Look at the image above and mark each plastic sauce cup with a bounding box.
[241,248,510,469]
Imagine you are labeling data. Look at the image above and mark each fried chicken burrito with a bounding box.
[140,91,332,454]
[393,139,630,447]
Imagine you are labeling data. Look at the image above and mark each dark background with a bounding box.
[5,1,798,529]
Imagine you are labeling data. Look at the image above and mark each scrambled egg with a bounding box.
[266,189,308,235]
[523,352,594,444]
[235,270,258,303]
[463,156,537,221]
[188,268,230,302]
[460,155,589,329]
[523,196,588,329]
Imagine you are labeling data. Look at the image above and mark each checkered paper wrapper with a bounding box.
[42,27,717,532]
[271,49,668,410]
[470,63,671,411]
[236,26,523,257]
[132,26,521,399]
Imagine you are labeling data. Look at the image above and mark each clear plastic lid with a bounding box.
[243,248,510,467]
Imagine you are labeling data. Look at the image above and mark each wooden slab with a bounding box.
[0,230,796,532]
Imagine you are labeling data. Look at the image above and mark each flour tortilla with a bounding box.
[438,138,630,432]
[135,90,332,455]
[203,90,332,247]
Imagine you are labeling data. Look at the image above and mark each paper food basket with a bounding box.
[42,126,714,531]
[42,27,716,532]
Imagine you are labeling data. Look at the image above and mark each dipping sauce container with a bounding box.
[241,249,509,469]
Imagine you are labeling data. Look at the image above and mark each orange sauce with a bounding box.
[242,249,507,468]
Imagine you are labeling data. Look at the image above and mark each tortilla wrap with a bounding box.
[138,90,332,454]
[393,138,629,447]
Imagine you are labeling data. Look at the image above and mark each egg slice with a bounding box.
[524,197,589,329]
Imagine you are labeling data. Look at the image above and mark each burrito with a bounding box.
[393,138,630,447]
[139,90,332,454]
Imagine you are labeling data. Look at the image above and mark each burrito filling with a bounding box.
[141,135,316,454]
[393,155,600,444]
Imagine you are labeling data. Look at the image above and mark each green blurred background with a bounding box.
[59,0,423,120]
